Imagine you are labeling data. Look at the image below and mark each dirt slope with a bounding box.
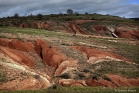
[0,30,139,91]
[16,20,139,40]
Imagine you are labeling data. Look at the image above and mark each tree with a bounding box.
[85,12,88,15]
[67,9,73,15]
[75,12,79,16]
[59,11,63,15]
[13,13,19,18]
[37,13,43,20]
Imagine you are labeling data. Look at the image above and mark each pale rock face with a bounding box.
[0,52,51,90]
[87,56,122,64]
[54,60,78,76]
[0,76,42,90]
[58,79,87,87]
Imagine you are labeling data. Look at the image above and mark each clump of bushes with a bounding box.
[0,71,8,83]
[58,73,71,79]
[102,75,112,81]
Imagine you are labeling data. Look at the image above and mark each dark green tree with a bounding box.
[67,9,73,15]
[13,13,19,18]
[37,13,43,20]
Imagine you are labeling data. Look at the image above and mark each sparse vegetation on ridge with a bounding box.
[89,61,139,78]
[0,13,139,92]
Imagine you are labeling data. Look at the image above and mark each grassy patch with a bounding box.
[89,61,139,78]
[0,26,71,38]
[115,43,139,64]
[91,38,139,64]
[0,86,139,93]
[0,71,8,83]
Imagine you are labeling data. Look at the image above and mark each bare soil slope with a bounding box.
[0,27,139,91]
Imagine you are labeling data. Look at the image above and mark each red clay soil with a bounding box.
[35,39,67,69]
[0,38,10,47]
[108,74,139,87]
[18,21,92,35]
[93,25,108,35]
[0,38,68,69]
[9,39,35,52]
[65,23,91,35]
[19,21,51,30]
[68,24,76,34]
[75,20,93,24]
[0,39,67,69]
[0,38,35,52]
[0,46,35,68]
[74,24,91,35]
[86,78,116,87]
[115,27,139,39]
[86,74,139,87]
[74,45,134,63]
[30,22,38,29]
[19,23,29,28]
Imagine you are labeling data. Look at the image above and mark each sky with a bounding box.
[0,0,139,18]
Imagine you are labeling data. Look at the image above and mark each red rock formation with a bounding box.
[86,74,139,87]
[75,20,92,24]
[18,21,52,30]
[0,34,139,90]
[0,38,68,69]
[74,24,91,35]
[74,45,134,63]
[0,38,10,47]
[108,75,139,87]
[0,46,35,68]
[31,22,38,28]
[86,78,116,87]
[9,39,35,52]
[115,27,139,39]
[65,23,91,35]
[19,23,29,28]
[35,39,67,69]
[93,25,108,35]
[0,38,35,52]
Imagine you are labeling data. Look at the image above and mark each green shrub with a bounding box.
[34,75,40,79]
[74,72,86,80]
[102,75,112,81]
[58,73,71,79]
[0,71,8,83]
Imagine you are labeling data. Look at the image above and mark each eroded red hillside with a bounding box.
[86,74,139,87]
[35,39,67,69]
[115,27,139,39]
[0,34,139,91]
[73,45,134,64]
[16,20,139,40]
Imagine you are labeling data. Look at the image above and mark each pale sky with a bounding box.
[0,0,139,18]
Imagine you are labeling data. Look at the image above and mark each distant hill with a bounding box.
[130,18,139,21]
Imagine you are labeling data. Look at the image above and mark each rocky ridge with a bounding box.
[17,20,139,40]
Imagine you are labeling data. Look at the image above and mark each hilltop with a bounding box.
[0,14,139,92]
